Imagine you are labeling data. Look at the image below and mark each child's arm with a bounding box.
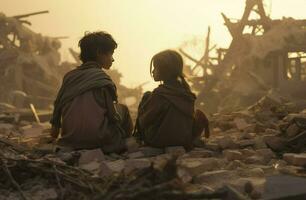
[103,88,120,123]
[93,87,119,123]
[50,126,60,139]
[192,109,210,139]
[138,94,168,129]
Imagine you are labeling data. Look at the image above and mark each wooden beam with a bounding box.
[178,48,205,67]
[221,13,236,37]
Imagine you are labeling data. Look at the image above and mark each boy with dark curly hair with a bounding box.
[50,31,133,153]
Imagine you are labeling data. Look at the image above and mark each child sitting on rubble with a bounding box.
[134,50,209,150]
[50,31,133,153]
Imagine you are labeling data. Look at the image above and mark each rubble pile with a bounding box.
[180,0,306,114]
[0,11,143,113]
[1,94,306,200]
[0,11,72,109]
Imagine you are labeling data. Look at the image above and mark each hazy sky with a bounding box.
[2,0,306,90]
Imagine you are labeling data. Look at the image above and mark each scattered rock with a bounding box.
[139,147,164,157]
[128,151,145,159]
[205,142,220,151]
[253,136,268,149]
[124,158,151,174]
[105,159,125,173]
[238,139,255,148]
[241,149,257,157]
[244,156,265,165]
[194,170,234,187]
[241,132,256,139]
[234,118,250,131]
[98,162,113,177]
[165,146,186,156]
[283,153,296,164]
[79,161,101,172]
[223,150,243,161]
[264,135,287,151]
[177,167,192,183]
[178,158,219,176]
[238,168,265,177]
[182,149,213,158]
[225,160,247,170]
[152,154,172,171]
[78,149,105,165]
[283,153,306,167]
[256,148,276,163]
[217,136,237,149]
[286,123,300,137]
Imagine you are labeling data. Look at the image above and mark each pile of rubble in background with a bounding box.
[1,90,306,200]
[180,0,306,115]
[0,11,143,115]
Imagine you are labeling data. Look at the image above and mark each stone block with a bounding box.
[194,170,234,187]
[234,118,250,131]
[286,123,300,138]
[256,148,276,163]
[284,153,306,167]
[78,149,105,165]
[264,135,286,151]
[244,156,265,165]
[240,132,256,139]
[205,142,220,151]
[105,159,125,173]
[152,154,172,171]
[165,146,186,156]
[124,158,151,174]
[178,157,219,176]
[241,149,256,157]
[139,147,164,157]
[223,150,243,161]
[225,160,247,170]
[238,139,255,148]
[217,136,236,149]
[182,149,213,158]
[128,151,145,159]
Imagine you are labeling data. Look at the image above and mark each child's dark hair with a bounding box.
[150,50,191,91]
[78,31,117,63]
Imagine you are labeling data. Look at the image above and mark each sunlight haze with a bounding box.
[2,0,306,90]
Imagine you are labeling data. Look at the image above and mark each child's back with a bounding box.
[50,32,133,153]
[138,80,196,149]
[135,50,205,149]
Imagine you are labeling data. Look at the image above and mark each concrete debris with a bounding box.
[1,1,306,199]
[283,153,306,167]
[0,11,143,114]
[1,103,306,199]
[165,146,186,156]
[78,148,105,165]
[223,150,243,161]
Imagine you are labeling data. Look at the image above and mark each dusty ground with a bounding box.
[1,94,306,200]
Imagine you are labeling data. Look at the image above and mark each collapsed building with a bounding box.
[180,0,306,114]
[1,2,306,200]
[0,11,142,117]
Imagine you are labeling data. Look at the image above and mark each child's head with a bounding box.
[78,31,117,69]
[150,50,183,82]
[150,49,191,91]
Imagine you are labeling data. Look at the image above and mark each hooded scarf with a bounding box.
[153,82,196,118]
[50,61,117,129]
